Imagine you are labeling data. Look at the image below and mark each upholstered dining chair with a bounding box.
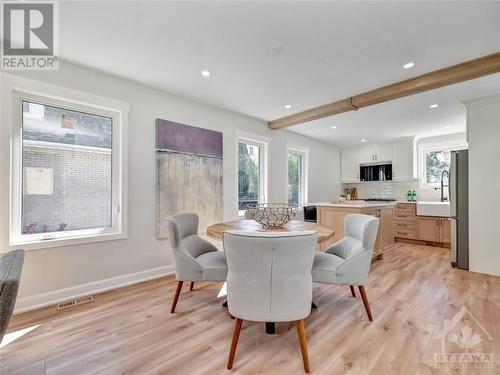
[1,249,25,344]
[165,213,227,313]
[312,214,379,321]
[223,230,317,373]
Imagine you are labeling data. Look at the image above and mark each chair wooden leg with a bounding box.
[227,318,243,370]
[190,281,194,291]
[295,320,311,373]
[170,281,183,313]
[358,286,373,321]
[349,285,356,298]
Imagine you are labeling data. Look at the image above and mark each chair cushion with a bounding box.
[311,252,344,284]
[195,251,228,281]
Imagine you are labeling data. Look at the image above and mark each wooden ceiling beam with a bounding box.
[268,51,500,130]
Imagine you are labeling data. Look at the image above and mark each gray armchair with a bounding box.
[223,230,317,373]
[1,249,25,344]
[312,214,379,321]
[165,213,227,313]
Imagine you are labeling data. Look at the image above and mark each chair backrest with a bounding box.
[165,213,199,248]
[165,212,221,281]
[0,249,25,343]
[223,230,317,323]
[165,213,212,258]
[339,214,379,259]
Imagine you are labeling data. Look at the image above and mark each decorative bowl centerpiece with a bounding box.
[245,203,299,229]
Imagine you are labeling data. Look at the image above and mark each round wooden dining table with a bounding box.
[206,219,335,244]
[206,219,335,334]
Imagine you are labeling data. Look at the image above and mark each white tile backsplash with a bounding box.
[343,181,443,202]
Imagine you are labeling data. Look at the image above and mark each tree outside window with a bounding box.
[238,143,260,210]
[288,151,302,205]
[425,150,451,185]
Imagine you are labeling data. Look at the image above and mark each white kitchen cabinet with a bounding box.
[359,146,375,164]
[392,140,414,181]
[374,144,392,162]
[360,144,392,164]
[340,148,360,182]
[342,139,413,182]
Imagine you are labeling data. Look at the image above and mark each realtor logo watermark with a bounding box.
[434,307,495,369]
[1,1,59,70]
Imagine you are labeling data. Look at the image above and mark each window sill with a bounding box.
[8,232,127,251]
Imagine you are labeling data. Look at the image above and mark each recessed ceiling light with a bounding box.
[284,104,292,109]
[330,126,337,130]
[361,139,366,142]
[200,70,211,77]
[403,62,415,69]
[430,104,439,109]
[445,125,452,129]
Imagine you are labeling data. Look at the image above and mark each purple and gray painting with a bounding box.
[156,119,223,238]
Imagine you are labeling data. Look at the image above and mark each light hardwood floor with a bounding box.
[1,243,499,374]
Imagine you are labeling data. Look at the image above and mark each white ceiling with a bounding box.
[58,1,500,146]
[291,74,500,146]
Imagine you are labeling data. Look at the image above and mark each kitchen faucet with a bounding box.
[434,170,449,202]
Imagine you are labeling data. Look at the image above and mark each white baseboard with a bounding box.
[14,265,174,314]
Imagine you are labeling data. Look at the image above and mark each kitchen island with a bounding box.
[312,201,395,259]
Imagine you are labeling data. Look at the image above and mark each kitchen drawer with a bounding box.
[394,213,416,222]
[395,204,416,215]
[395,209,416,217]
[394,222,415,231]
[394,228,416,238]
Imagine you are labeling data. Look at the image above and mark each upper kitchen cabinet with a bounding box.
[341,138,415,183]
[392,140,415,181]
[359,146,375,164]
[359,144,392,164]
[340,147,360,182]
[374,144,393,162]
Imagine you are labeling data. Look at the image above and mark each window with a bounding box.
[287,147,308,206]
[10,91,126,247]
[236,134,268,215]
[424,149,451,185]
[419,140,467,189]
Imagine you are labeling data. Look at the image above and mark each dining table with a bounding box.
[206,219,335,334]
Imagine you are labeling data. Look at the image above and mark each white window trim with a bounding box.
[9,89,128,250]
[418,140,467,190]
[286,144,309,207]
[235,131,269,217]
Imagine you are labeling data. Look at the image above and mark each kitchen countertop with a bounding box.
[311,201,397,208]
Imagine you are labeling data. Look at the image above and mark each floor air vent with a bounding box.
[57,295,95,310]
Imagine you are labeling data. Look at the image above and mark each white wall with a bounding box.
[0,63,341,311]
[465,94,500,277]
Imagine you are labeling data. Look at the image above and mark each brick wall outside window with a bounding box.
[22,145,112,233]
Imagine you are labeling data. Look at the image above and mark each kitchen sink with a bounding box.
[417,201,450,217]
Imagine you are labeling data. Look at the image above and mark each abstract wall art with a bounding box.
[156,119,223,238]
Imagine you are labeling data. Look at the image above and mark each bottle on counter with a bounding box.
[407,190,412,202]
[411,189,417,202]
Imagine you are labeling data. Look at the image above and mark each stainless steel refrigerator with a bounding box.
[449,149,469,270]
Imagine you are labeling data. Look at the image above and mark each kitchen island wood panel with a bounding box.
[315,202,395,259]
